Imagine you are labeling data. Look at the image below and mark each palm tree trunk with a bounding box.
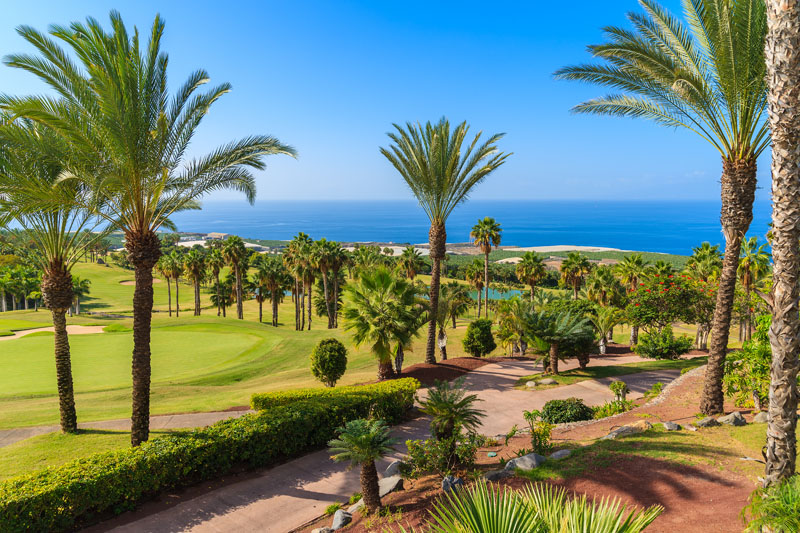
[425,222,446,364]
[215,272,221,316]
[599,337,607,355]
[166,277,172,317]
[128,231,161,447]
[75,297,80,315]
[272,296,278,327]
[378,358,394,381]
[477,287,482,318]
[300,286,306,330]
[745,287,752,341]
[175,279,180,317]
[360,460,382,514]
[307,281,312,330]
[764,0,800,486]
[11,293,16,311]
[322,271,333,328]
[332,269,340,328]
[235,266,243,319]
[550,342,559,375]
[700,158,757,416]
[394,344,404,375]
[1,290,6,312]
[43,267,78,433]
[438,326,448,360]
[629,325,639,346]
[530,284,535,303]
[452,314,457,329]
[258,298,263,323]
[484,251,489,318]
[194,281,200,316]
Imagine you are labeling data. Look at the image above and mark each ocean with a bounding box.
[169,199,774,256]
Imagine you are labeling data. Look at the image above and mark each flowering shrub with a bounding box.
[626,275,701,333]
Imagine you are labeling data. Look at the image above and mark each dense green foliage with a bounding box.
[540,397,594,424]
[593,399,636,419]
[402,433,484,479]
[523,410,554,455]
[634,326,693,360]
[0,379,418,532]
[310,338,348,387]
[744,475,800,533]
[462,319,496,357]
[417,378,485,441]
[626,275,699,333]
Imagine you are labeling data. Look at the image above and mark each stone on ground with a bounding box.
[685,424,698,432]
[384,460,404,477]
[504,452,547,471]
[525,381,537,389]
[379,475,403,496]
[483,469,512,481]
[753,412,768,424]
[312,528,334,533]
[662,421,681,431]
[331,509,352,529]
[442,475,464,493]
[695,417,721,428]
[549,449,572,460]
[347,499,363,513]
[602,420,652,440]
[538,378,558,385]
[717,411,746,426]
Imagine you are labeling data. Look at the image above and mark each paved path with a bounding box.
[0,324,105,342]
[91,354,682,533]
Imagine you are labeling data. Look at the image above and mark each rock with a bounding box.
[717,411,747,427]
[662,421,681,431]
[753,412,768,424]
[525,381,537,389]
[384,460,403,477]
[504,452,547,471]
[602,420,652,440]
[331,509,352,529]
[685,424,698,432]
[538,378,558,385]
[347,499,364,513]
[379,475,403,497]
[312,528,335,533]
[483,469,512,481]
[442,475,464,493]
[549,449,572,460]
[695,417,721,428]
[487,451,497,457]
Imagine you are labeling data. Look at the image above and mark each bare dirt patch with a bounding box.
[119,278,162,286]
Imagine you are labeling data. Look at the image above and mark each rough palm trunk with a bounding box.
[549,342,559,375]
[43,266,77,433]
[322,271,333,328]
[764,0,800,486]
[438,326,448,360]
[599,337,607,355]
[476,288,482,318]
[394,344,404,375]
[1,290,6,312]
[377,358,394,381]
[700,158,757,415]
[175,279,180,318]
[307,280,313,330]
[425,222,446,364]
[300,285,305,330]
[166,277,172,317]
[271,296,278,327]
[258,298,263,323]
[360,460,382,514]
[215,272,221,316]
[127,230,161,446]
[631,325,640,346]
[484,250,490,318]
[193,281,201,316]
[235,266,243,319]
[332,268,340,328]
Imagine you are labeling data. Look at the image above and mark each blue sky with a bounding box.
[0,0,772,205]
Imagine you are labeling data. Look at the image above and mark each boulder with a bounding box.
[379,475,404,497]
[538,378,558,385]
[384,460,403,477]
[695,417,721,428]
[753,412,768,424]
[487,451,497,457]
[685,424,698,432]
[662,421,681,431]
[347,499,364,513]
[525,381,537,389]
[442,475,464,493]
[504,452,547,471]
[549,449,572,460]
[602,420,652,440]
[717,411,746,427]
[331,509,352,530]
[312,528,335,533]
[483,469,512,481]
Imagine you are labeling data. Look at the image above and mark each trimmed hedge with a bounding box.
[250,378,420,422]
[0,378,419,532]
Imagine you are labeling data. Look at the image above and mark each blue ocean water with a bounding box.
[170,199,773,255]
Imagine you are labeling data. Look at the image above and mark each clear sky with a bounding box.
[0,0,772,204]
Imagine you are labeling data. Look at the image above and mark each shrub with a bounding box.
[462,319,496,357]
[310,338,348,387]
[0,379,419,532]
[540,397,594,424]
[417,378,485,440]
[402,433,484,479]
[609,380,629,401]
[634,326,693,360]
[593,399,635,419]
[643,382,664,400]
[250,378,419,422]
[523,410,553,455]
[723,315,776,410]
[743,475,800,533]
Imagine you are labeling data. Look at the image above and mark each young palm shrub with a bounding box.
[591,306,625,355]
[328,419,397,514]
[418,378,485,441]
[470,217,502,318]
[526,311,594,374]
[380,118,510,364]
[743,475,800,532]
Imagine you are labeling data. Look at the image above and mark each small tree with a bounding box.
[310,338,348,387]
[462,319,496,357]
[626,275,698,334]
[328,419,397,514]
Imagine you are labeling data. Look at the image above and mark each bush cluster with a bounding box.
[462,319,496,357]
[634,326,693,360]
[540,397,594,424]
[0,379,419,532]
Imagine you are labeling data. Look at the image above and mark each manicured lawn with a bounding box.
[516,356,708,389]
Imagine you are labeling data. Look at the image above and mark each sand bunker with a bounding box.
[119,279,162,286]
[0,325,106,341]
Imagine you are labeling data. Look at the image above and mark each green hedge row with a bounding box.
[250,378,420,421]
[0,378,420,532]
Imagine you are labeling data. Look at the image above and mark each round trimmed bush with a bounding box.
[540,397,594,424]
[462,319,496,357]
[310,338,348,387]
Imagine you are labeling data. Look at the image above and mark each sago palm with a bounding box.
[418,377,485,440]
[470,217,502,318]
[555,0,769,416]
[2,12,296,445]
[516,251,547,302]
[526,310,594,374]
[380,118,510,363]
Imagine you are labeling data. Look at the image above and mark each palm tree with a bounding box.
[0,120,103,433]
[584,265,624,308]
[350,245,383,278]
[380,118,510,364]
[418,378,485,441]
[155,256,173,317]
[687,242,723,271]
[313,238,336,328]
[470,217,502,318]
[222,236,249,320]
[183,249,206,316]
[737,236,770,341]
[444,281,471,329]
[71,276,91,315]
[516,252,547,302]
[649,260,675,278]
[329,243,347,328]
[763,0,800,487]
[253,255,290,326]
[560,252,592,299]
[300,240,317,330]
[526,311,593,374]
[555,0,769,416]
[465,258,485,318]
[167,251,184,318]
[615,253,649,344]
[206,248,225,317]
[591,306,625,355]
[2,12,296,446]
[342,268,421,380]
[496,296,534,355]
[328,419,397,514]
[397,245,425,280]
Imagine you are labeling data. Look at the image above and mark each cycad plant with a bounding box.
[417,378,485,441]
[2,12,296,446]
[328,419,397,515]
[555,0,769,416]
[470,217,502,318]
[380,118,510,364]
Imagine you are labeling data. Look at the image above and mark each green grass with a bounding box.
[516,356,708,389]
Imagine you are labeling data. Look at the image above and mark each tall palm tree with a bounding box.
[615,253,650,344]
[71,276,91,315]
[737,236,770,341]
[444,281,472,329]
[465,258,485,318]
[380,118,510,364]
[183,249,206,316]
[649,260,676,278]
[2,12,296,446]
[329,243,347,328]
[300,240,316,330]
[470,217,503,318]
[516,252,547,302]
[313,238,336,328]
[167,251,184,318]
[253,254,290,326]
[583,265,624,308]
[496,296,534,355]
[555,0,769,416]
[763,0,800,486]
[687,242,723,271]
[560,252,592,299]
[0,119,103,433]
[155,255,173,317]
[222,236,249,320]
[397,245,425,280]
[206,248,225,317]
